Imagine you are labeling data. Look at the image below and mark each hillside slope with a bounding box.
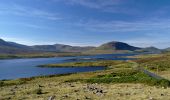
[84,41,141,54]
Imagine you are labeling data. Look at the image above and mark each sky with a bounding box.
[0,0,170,48]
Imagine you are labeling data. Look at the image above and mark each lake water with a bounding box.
[0,54,137,80]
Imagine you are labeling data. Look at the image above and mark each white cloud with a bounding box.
[70,19,170,32]
[67,0,121,8]
[0,3,62,21]
[53,0,138,14]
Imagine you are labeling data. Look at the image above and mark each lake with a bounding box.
[0,54,137,80]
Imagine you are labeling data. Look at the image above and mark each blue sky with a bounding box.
[0,0,170,48]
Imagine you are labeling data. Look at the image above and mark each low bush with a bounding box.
[159,79,170,88]
[33,88,43,95]
[0,81,4,87]
[86,69,170,87]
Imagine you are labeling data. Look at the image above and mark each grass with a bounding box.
[0,54,21,59]
[2,58,170,88]
[0,79,30,87]
[38,60,127,68]
[134,53,170,81]
[136,54,170,71]
[33,88,43,95]
[1,53,170,99]
[85,69,170,87]
[0,73,75,87]
[1,66,170,99]
[0,52,89,59]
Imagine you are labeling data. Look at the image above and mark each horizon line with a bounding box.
[0,38,167,49]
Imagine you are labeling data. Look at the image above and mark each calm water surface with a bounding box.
[0,54,137,80]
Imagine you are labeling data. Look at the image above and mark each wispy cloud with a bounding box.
[0,3,62,21]
[53,0,138,14]
[67,0,122,9]
[71,19,170,32]
[54,0,170,17]
[68,18,170,48]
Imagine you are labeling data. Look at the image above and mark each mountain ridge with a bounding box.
[0,38,164,54]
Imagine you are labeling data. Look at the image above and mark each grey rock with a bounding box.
[48,96,55,100]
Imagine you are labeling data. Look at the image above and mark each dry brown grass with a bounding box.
[1,69,170,100]
[1,53,170,100]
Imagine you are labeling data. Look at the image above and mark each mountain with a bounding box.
[0,38,95,54]
[0,39,33,54]
[135,46,162,53]
[162,47,170,53]
[164,47,170,51]
[31,44,95,52]
[0,38,163,55]
[0,39,29,49]
[83,41,141,54]
[97,41,140,51]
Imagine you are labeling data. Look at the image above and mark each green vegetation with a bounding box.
[0,74,74,87]
[86,69,170,87]
[33,88,43,95]
[0,54,21,59]
[38,60,127,68]
[136,54,170,71]
[38,58,170,87]
[1,54,170,99]
[0,52,88,59]
[0,78,33,87]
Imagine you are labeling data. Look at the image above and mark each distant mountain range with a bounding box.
[0,38,165,54]
[164,47,170,51]
[31,44,95,53]
[0,38,95,54]
[134,46,162,54]
[0,39,33,54]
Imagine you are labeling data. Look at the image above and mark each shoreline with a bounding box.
[0,66,107,81]
[37,60,123,68]
[1,53,170,99]
[0,52,141,60]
